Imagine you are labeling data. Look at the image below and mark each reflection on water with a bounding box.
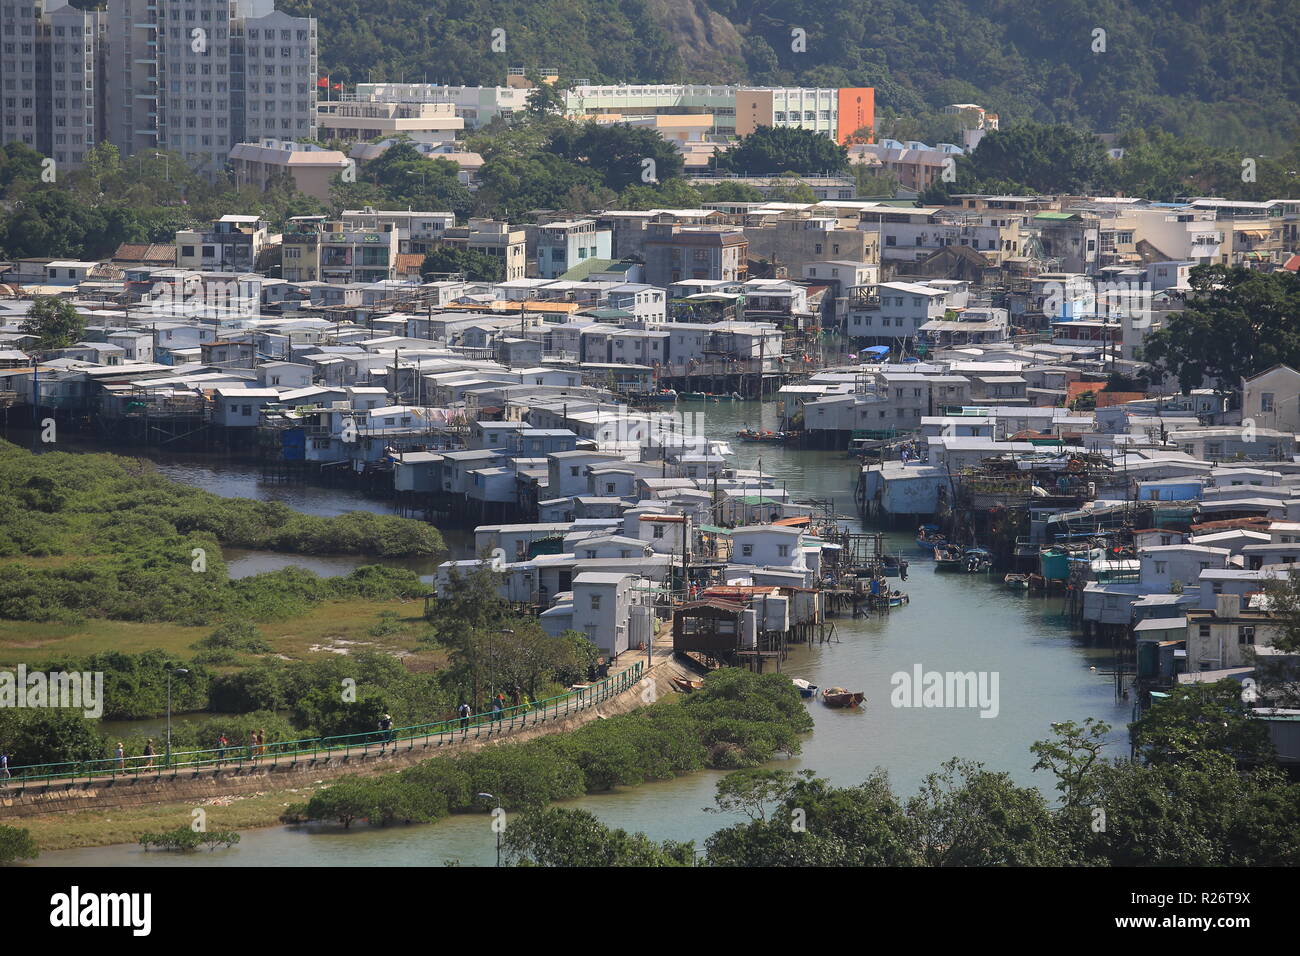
[221,548,443,581]
[31,402,1131,866]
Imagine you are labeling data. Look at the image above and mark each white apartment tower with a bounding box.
[1,0,105,167]
[151,0,316,177]
[6,0,316,175]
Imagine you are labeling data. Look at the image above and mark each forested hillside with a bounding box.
[280,0,1299,149]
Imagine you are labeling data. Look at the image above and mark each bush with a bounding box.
[194,621,271,654]
[139,826,239,852]
[0,825,38,864]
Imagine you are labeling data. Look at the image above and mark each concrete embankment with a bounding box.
[1,651,690,819]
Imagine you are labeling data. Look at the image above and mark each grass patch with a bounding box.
[0,598,435,668]
[21,786,325,852]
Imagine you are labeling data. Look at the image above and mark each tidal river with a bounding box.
[31,401,1131,866]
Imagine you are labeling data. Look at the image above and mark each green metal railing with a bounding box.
[4,662,644,787]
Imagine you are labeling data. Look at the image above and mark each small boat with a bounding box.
[670,675,704,693]
[735,429,790,443]
[632,389,677,404]
[822,686,865,708]
[916,524,945,549]
[887,591,909,607]
[791,678,818,699]
[1004,573,1030,589]
[933,544,964,570]
[681,392,743,403]
[963,547,993,573]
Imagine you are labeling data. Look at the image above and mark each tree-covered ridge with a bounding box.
[284,0,1299,150]
[279,0,682,88]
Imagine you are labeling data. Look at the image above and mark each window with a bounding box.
[1198,624,1211,639]
[1155,561,1167,574]
[1238,626,1255,645]
[652,524,665,539]
[1261,392,1275,412]
[590,594,601,611]
[777,544,790,558]
[741,544,753,557]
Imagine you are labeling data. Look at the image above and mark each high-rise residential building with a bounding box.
[105,0,159,159]
[46,0,321,178]
[237,7,317,151]
[2,0,106,167]
[146,0,317,177]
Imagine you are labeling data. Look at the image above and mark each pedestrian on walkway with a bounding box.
[216,733,228,764]
[114,741,125,771]
[511,686,521,708]
[248,730,258,762]
[458,701,471,730]
[0,751,9,779]
[492,696,503,723]
[521,693,532,714]
[378,713,394,750]
[256,729,266,757]
[142,739,155,769]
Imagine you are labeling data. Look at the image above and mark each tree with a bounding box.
[1070,759,1300,866]
[302,776,379,828]
[1029,718,1111,808]
[420,246,504,282]
[705,768,801,821]
[549,122,683,192]
[715,126,849,176]
[927,123,1113,199]
[1258,566,1300,706]
[1143,266,1300,396]
[906,758,1066,866]
[849,164,898,199]
[700,181,765,204]
[1129,680,1275,770]
[332,140,472,217]
[764,174,817,204]
[1069,390,1097,412]
[0,825,39,864]
[524,80,568,120]
[474,152,604,221]
[617,177,704,211]
[704,770,918,866]
[503,807,693,866]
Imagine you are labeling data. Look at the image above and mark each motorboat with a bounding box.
[933,544,964,570]
[791,678,818,699]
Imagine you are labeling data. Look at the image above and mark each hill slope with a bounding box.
[283,0,1298,148]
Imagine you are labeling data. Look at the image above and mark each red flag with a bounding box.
[316,76,328,88]
[332,82,342,91]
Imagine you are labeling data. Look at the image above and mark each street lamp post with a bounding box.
[477,792,502,866]
[165,666,189,768]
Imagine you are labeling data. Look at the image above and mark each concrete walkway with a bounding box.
[1,634,694,817]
